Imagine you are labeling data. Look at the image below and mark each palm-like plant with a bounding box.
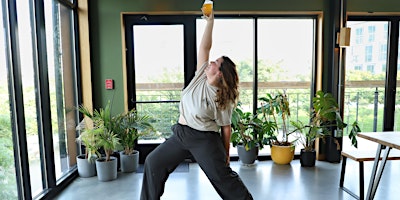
[114,109,154,155]
[77,100,120,162]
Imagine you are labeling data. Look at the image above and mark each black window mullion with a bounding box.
[183,17,197,87]
[5,0,32,199]
[31,0,56,191]
[383,20,399,131]
[252,17,258,115]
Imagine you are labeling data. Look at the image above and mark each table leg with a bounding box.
[366,145,392,200]
[371,146,391,199]
[366,144,382,200]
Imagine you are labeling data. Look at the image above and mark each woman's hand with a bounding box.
[226,154,230,166]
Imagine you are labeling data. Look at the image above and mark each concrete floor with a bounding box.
[54,157,399,200]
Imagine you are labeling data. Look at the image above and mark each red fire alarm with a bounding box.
[105,79,114,90]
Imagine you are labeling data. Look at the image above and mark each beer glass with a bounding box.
[202,0,213,17]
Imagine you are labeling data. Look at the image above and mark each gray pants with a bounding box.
[140,124,253,200]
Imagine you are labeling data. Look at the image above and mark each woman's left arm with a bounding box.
[221,125,231,165]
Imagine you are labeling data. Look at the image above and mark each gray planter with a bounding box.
[237,144,259,165]
[76,154,96,178]
[95,156,118,181]
[120,150,139,173]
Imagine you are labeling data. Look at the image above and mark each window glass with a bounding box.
[16,0,43,196]
[44,0,79,180]
[395,24,400,131]
[197,19,254,111]
[197,19,254,156]
[344,21,388,148]
[0,3,18,199]
[257,18,314,134]
[134,25,184,140]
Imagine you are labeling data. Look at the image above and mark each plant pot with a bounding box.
[120,150,139,173]
[270,144,295,165]
[95,156,118,181]
[237,144,259,165]
[325,136,342,163]
[76,154,97,177]
[300,149,316,167]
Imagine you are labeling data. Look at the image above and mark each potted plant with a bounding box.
[291,90,361,167]
[78,100,120,181]
[114,108,154,173]
[258,90,296,165]
[75,119,100,178]
[231,103,270,165]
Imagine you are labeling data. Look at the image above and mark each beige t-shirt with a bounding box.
[178,62,232,132]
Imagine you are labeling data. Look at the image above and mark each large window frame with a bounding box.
[123,13,319,160]
[1,0,81,199]
[342,16,400,150]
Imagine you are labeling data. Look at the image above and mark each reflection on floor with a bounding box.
[54,156,399,200]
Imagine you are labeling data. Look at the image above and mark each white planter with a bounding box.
[120,150,139,173]
[96,156,118,181]
[76,154,96,178]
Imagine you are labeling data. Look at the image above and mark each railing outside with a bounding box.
[135,81,399,140]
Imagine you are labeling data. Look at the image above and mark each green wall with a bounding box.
[88,0,400,113]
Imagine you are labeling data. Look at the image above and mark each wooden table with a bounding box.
[357,132,400,200]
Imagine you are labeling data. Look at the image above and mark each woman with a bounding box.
[140,7,253,200]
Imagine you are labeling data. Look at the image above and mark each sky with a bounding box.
[133,18,314,83]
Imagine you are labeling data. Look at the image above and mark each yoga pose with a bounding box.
[140,6,253,200]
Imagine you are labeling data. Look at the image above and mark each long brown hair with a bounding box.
[215,56,239,110]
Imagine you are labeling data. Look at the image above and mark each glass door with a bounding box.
[344,21,389,150]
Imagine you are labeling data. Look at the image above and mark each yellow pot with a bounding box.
[271,144,295,165]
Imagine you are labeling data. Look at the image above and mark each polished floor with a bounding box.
[54,154,399,200]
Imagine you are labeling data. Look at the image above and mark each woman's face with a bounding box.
[205,57,223,78]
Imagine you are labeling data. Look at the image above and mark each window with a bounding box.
[15,0,43,195]
[0,3,18,199]
[125,15,317,157]
[1,0,80,198]
[345,20,389,149]
[197,19,254,111]
[133,25,184,140]
[44,0,79,180]
[383,23,388,41]
[368,25,376,42]
[367,64,375,73]
[395,23,400,131]
[257,18,313,125]
[356,27,363,44]
[365,45,373,62]
[382,64,386,72]
[379,44,387,61]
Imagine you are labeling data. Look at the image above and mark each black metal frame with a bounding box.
[123,13,319,162]
[4,0,32,198]
[123,14,198,110]
[347,15,400,131]
[2,0,81,199]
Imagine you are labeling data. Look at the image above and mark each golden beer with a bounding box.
[202,0,213,17]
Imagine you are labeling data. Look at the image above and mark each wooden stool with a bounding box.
[339,149,400,200]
